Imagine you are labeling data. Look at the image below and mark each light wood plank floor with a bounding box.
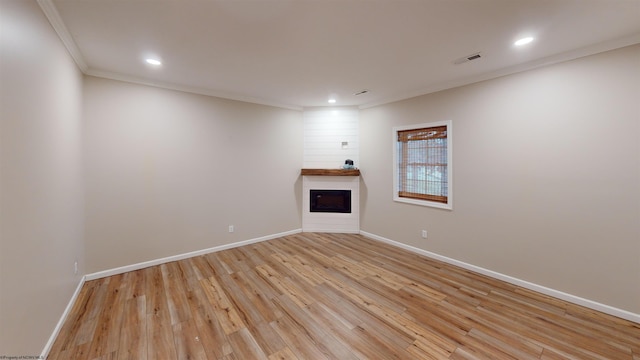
[48,233,640,359]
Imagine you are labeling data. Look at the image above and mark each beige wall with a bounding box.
[360,44,640,314]
[0,0,85,355]
[2,2,638,355]
[83,76,303,273]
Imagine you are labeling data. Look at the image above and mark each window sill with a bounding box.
[394,196,452,210]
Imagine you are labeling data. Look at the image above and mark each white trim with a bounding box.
[360,33,640,109]
[36,0,640,112]
[37,0,302,111]
[302,229,361,234]
[393,120,453,210]
[37,0,88,72]
[85,70,303,111]
[359,230,640,324]
[39,228,639,356]
[42,229,301,356]
[85,229,302,281]
[40,275,86,359]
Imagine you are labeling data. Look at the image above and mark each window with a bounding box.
[393,121,452,209]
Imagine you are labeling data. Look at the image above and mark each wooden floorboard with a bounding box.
[48,233,640,359]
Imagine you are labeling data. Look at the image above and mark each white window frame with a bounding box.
[392,120,453,210]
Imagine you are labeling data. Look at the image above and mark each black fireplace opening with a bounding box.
[310,190,351,213]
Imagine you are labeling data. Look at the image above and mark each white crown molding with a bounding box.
[36,0,301,111]
[360,32,640,109]
[35,0,639,112]
[85,69,304,111]
[37,0,88,73]
[302,105,360,112]
[359,231,640,324]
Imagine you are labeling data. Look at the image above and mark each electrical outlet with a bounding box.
[421,230,428,239]
[228,225,234,233]
[74,260,78,275]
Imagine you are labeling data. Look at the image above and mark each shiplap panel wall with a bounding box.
[303,107,359,169]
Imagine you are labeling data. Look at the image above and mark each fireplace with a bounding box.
[301,172,359,233]
[310,190,351,213]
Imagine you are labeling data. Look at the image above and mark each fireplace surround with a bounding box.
[301,169,360,233]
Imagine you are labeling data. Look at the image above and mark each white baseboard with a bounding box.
[41,275,86,359]
[359,230,640,324]
[302,228,361,234]
[42,227,637,358]
[42,229,301,357]
[85,229,302,281]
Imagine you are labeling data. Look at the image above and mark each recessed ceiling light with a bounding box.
[328,98,337,104]
[145,58,162,66]
[514,37,534,46]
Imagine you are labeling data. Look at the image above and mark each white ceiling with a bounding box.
[44,0,640,110]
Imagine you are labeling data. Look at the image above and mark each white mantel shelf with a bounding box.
[301,169,360,176]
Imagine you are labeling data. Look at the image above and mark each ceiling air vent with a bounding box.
[354,89,369,96]
[453,52,482,65]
